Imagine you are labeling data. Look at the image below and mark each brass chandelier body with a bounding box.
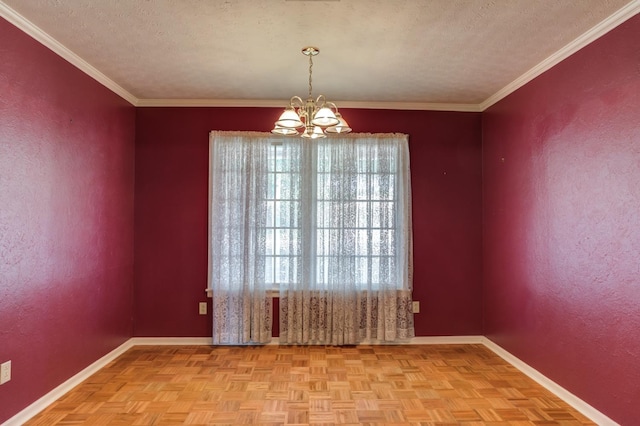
[272,47,351,138]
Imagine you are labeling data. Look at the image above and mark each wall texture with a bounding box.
[0,18,136,424]
[482,15,640,425]
[134,107,483,337]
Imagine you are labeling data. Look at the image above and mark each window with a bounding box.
[264,142,301,288]
[260,137,407,291]
[315,143,399,289]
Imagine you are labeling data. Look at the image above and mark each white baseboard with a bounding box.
[1,339,135,426]
[129,337,212,345]
[128,336,487,346]
[410,335,485,345]
[480,337,619,426]
[1,335,618,426]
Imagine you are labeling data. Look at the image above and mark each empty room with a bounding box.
[1,1,639,425]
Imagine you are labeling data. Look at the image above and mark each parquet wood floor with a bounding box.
[25,344,595,425]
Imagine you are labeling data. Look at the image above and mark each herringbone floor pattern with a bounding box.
[25,344,595,425]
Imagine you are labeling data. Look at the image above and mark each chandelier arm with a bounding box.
[314,95,326,109]
[290,96,305,108]
[325,101,338,112]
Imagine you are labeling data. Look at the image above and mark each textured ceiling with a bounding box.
[1,0,638,109]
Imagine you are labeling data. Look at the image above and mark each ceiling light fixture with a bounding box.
[272,47,351,138]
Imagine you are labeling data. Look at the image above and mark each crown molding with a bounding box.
[0,1,138,106]
[136,98,482,112]
[136,98,291,108]
[479,0,640,111]
[337,101,482,112]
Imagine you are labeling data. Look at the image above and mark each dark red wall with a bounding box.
[482,15,640,425]
[0,18,136,424]
[134,107,483,337]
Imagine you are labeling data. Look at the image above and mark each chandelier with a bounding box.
[271,47,351,138]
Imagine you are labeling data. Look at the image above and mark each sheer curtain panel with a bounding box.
[278,133,414,345]
[208,132,273,344]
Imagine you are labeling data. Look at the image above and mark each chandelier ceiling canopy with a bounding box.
[272,47,351,139]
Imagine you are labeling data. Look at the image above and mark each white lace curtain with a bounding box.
[209,131,413,345]
[208,133,273,344]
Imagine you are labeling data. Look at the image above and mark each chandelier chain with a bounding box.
[308,54,313,98]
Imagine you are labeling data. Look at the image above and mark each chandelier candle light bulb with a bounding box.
[272,47,351,138]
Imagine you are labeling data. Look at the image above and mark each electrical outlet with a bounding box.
[412,301,420,314]
[198,302,207,315]
[0,360,11,385]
